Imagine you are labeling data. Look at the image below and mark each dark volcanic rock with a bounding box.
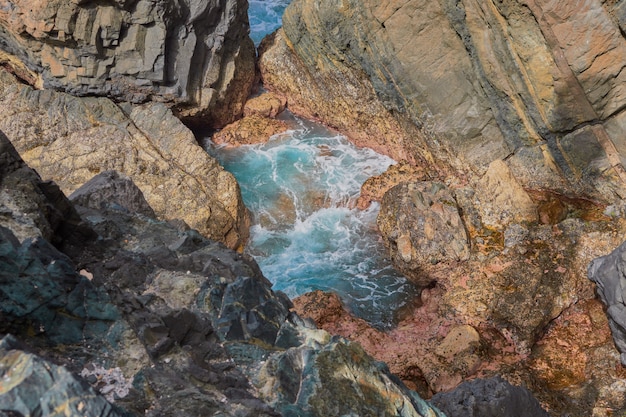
[0,335,130,417]
[0,0,256,127]
[69,170,156,218]
[0,126,443,416]
[430,377,549,417]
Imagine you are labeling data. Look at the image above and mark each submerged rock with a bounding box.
[0,0,255,127]
[0,71,249,249]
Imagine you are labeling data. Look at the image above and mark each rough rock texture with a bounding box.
[243,91,287,118]
[357,161,427,209]
[589,240,626,364]
[377,181,470,285]
[0,0,256,127]
[212,115,289,146]
[0,336,130,417]
[294,213,626,416]
[0,70,249,249]
[69,170,156,218]
[0,133,444,417]
[259,0,626,202]
[430,377,549,417]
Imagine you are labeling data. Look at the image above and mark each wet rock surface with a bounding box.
[0,0,256,127]
[0,133,444,416]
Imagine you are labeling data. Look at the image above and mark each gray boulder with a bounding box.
[430,376,549,417]
[69,170,156,218]
[588,240,626,364]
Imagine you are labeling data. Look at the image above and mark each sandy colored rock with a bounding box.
[475,159,537,228]
[377,181,469,285]
[0,69,249,249]
[357,161,427,209]
[243,92,287,118]
[435,325,480,360]
[212,115,289,147]
[259,0,626,202]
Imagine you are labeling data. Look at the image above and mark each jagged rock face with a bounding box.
[377,181,470,285]
[430,377,549,417]
[259,0,626,202]
[0,134,444,417]
[0,70,249,249]
[0,336,130,417]
[0,0,255,127]
[589,240,626,365]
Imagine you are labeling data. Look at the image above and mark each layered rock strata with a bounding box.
[0,70,249,249]
[0,0,256,126]
[259,0,626,202]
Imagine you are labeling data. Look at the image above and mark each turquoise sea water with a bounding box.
[249,0,291,45]
[207,113,418,328]
[205,0,418,328]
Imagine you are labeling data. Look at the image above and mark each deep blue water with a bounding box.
[206,113,418,328]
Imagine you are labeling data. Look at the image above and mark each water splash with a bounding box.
[206,113,418,328]
[249,0,291,45]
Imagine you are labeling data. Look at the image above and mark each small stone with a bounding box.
[435,325,480,360]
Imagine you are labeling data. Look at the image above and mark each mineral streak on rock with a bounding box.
[0,0,256,127]
[259,0,626,202]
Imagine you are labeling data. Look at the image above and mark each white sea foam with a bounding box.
[207,112,418,328]
[249,0,292,45]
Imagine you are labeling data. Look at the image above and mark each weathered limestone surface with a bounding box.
[0,0,256,127]
[0,70,249,249]
[259,0,626,201]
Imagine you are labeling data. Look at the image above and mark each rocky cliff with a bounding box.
[0,0,255,127]
[0,69,250,249]
[257,1,626,415]
[0,131,450,416]
[259,0,626,203]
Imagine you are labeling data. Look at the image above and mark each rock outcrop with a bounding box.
[0,0,256,127]
[377,181,470,285]
[430,377,549,417]
[0,70,249,249]
[0,132,445,416]
[589,240,626,364]
[259,0,626,202]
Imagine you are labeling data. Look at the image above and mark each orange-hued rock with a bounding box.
[212,115,289,147]
[293,217,626,415]
[259,0,626,202]
[357,162,427,209]
[243,92,287,119]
